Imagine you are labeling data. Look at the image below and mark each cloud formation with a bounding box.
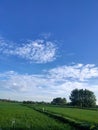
[0,63,98,102]
[48,64,98,81]
[0,38,57,63]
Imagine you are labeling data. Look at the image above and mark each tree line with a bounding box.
[3,88,95,108]
[51,89,96,108]
[22,88,96,108]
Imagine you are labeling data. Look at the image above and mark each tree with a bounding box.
[69,89,96,107]
[51,97,67,105]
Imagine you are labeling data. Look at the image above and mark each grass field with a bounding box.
[34,105,98,124]
[0,102,76,130]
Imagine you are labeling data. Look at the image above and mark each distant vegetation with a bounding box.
[70,89,96,107]
[51,97,67,105]
[0,88,97,108]
[22,89,97,107]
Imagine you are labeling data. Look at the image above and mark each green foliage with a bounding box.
[51,97,67,105]
[69,89,96,107]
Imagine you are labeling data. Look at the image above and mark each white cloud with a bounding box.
[0,63,98,102]
[0,38,57,63]
[48,64,98,81]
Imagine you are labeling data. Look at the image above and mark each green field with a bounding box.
[0,102,76,130]
[34,105,98,124]
[1,102,98,130]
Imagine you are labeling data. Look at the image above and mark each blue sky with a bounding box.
[0,0,98,103]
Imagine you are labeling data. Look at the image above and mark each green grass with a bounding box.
[0,102,76,130]
[34,105,98,124]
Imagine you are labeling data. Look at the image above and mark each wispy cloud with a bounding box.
[0,63,98,102]
[48,64,98,81]
[0,38,57,63]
